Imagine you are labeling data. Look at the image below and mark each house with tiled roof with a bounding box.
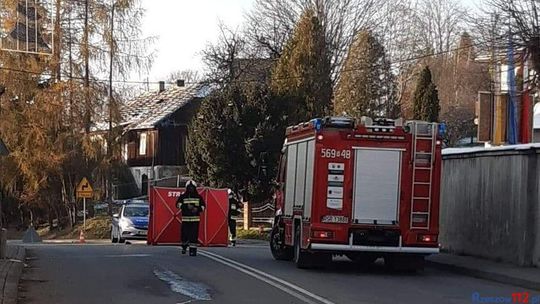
[117,81,211,198]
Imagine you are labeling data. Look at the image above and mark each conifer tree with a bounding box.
[413,66,440,122]
[334,30,398,118]
[271,8,332,122]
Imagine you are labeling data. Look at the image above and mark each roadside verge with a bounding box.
[0,246,25,304]
[427,253,540,291]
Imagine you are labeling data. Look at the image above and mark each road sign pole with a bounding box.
[83,197,86,231]
[76,177,93,231]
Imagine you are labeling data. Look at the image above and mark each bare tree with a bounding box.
[167,70,202,84]
[414,0,467,55]
[474,0,540,86]
[372,1,423,108]
[244,0,383,82]
[202,23,249,85]
[104,0,154,201]
[365,0,468,115]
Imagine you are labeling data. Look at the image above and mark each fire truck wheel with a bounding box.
[270,226,293,261]
[346,253,378,265]
[293,228,314,269]
[384,255,425,272]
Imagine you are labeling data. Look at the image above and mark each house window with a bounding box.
[139,132,147,155]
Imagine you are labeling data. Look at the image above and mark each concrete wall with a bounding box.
[440,146,540,266]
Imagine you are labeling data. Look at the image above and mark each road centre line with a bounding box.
[198,251,319,304]
[199,250,338,304]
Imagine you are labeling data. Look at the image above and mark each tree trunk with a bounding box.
[48,205,53,230]
[53,0,62,81]
[18,206,24,230]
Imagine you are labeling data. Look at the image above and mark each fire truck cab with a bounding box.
[270,116,442,270]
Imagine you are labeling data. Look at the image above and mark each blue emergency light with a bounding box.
[314,118,323,131]
[438,123,447,137]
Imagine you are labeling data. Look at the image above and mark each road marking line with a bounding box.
[199,251,319,304]
[199,250,336,304]
[103,254,151,258]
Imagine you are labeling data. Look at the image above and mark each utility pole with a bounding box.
[83,0,91,133]
[107,0,115,206]
[489,13,498,145]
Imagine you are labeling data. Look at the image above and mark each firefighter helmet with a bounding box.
[185,180,197,188]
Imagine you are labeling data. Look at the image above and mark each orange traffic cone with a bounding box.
[79,230,86,244]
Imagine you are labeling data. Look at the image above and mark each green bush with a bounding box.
[237,229,270,241]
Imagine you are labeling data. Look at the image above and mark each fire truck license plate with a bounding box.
[321,149,351,159]
[322,215,349,223]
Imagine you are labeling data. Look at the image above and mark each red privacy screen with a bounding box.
[148,186,229,247]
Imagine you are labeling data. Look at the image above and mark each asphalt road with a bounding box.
[18,241,533,304]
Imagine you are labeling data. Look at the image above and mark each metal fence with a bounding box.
[440,144,540,266]
[236,202,274,226]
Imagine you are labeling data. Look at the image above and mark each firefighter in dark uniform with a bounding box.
[176,180,206,256]
[228,189,241,246]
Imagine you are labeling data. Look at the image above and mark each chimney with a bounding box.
[176,79,185,87]
[158,81,165,93]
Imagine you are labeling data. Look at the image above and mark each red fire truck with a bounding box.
[270,116,442,270]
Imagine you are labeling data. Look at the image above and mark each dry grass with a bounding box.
[37,216,112,240]
[237,228,270,241]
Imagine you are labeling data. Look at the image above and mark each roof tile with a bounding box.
[121,83,209,130]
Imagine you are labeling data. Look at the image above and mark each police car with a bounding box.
[111,200,149,243]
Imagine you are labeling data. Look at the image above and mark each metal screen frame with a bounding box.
[294,142,307,208]
[284,144,297,216]
[303,140,315,219]
[0,0,54,56]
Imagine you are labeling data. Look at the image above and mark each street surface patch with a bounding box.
[153,269,212,301]
[200,250,341,304]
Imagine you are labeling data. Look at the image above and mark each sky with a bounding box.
[141,0,253,82]
[141,0,479,83]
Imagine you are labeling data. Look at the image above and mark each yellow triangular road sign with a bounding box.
[76,177,93,193]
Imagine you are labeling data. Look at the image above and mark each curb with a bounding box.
[426,260,540,291]
[42,239,110,244]
[2,246,26,304]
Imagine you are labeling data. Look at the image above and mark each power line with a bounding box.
[0,30,520,87]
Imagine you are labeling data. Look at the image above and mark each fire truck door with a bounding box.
[352,148,402,225]
[284,144,297,216]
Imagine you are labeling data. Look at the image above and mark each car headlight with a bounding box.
[119,218,134,229]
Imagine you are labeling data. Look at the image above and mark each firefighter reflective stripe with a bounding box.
[184,198,201,206]
[183,216,200,222]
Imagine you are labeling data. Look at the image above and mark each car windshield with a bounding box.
[123,206,148,217]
